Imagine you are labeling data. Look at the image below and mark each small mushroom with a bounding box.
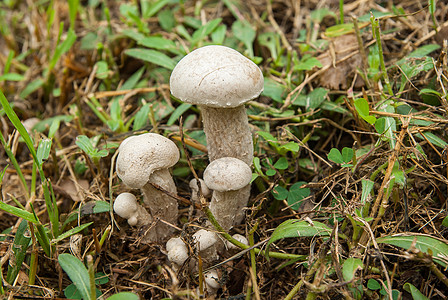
[166,237,189,267]
[116,133,180,241]
[170,45,264,166]
[192,229,219,262]
[113,193,152,227]
[225,234,249,250]
[189,178,211,202]
[203,157,252,230]
[204,270,221,293]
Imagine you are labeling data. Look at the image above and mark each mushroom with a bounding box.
[113,193,152,226]
[166,237,189,267]
[116,133,180,241]
[192,229,219,263]
[170,45,264,166]
[189,178,211,202]
[204,270,221,293]
[203,157,252,230]
[225,234,249,250]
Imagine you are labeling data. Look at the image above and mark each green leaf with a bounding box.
[50,29,77,72]
[125,48,176,70]
[442,216,448,228]
[342,258,363,282]
[36,139,52,166]
[294,55,322,71]
[416,132,447,148]
[273,157,288,170]
[211,24,227,44]
[142,0,170,18]
[192,18,222,45]
[266,219,332,258]
[167,103,192,126]
[257,131,278,143]
[404,283,429,300]
[325,23,355,37]
[0,201,39,224]
[272,185,288,200]
[107,292,140,300]
[377,234,448,267]
[280,142,300,153]
[58,253,92,300]
[367,278,381,290]
[138,36,177,52]
[232,20,256,57]
[293,87,328,110]
[20,78,44,98]
[6,220,31,284]
[94,61,109,79]
[341,147,353,163]
[375,116,396,149]
[419,88,441,97]
[258,32,279,60]
[133,103,150,130]
[287,181,310,210]
[158,9,176,32]
[354,98,376,124]
[328,148,344,164]
[361,179,374,204]
[262,77,285,103]
[0,73,24,81]
[52,222,93,244]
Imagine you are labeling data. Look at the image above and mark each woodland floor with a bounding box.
[1,0,448,299]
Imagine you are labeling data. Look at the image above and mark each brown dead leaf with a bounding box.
[317,34,363,90]
[57,179,90,202]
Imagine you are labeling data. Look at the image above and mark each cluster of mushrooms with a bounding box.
[113,45,264,292]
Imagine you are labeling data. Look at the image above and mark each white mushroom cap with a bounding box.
[226,234,249,250]
[204,270,220,290]
[203,157,252,192]
[166,237,189,266]
[170,45,264,108]
[113,193,139,225]
[192,229,218,251]
[116,133,180,188]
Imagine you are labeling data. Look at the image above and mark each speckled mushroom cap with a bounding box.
[203,157,252,192]
[116,133,180,188]
[170,45,264,108]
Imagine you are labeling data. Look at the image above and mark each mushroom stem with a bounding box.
[201,106,253,166]
[209,185,251,230]
[141,169,178,240]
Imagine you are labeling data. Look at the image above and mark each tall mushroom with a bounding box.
[116,133,179,241]
[169,45,264,166]
[203,157,252,230]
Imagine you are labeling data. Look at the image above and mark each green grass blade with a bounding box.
[58,253,92,300]
[0,201,39,224]
[0,90,37,161]
[0,131,29,195]
[106,292,140,300]
[52,222,93,244]
[6,220,31,284]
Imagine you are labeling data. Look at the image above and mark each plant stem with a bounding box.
[87,255,96,300]
[249,223,260,300]
[339,0,344,24]
[370,15,394,96]
[203,205,307,261]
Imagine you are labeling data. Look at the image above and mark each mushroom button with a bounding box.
[170,45,264,166]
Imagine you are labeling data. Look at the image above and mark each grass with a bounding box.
[0,0,448,299]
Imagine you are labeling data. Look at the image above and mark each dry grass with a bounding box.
[1,0,448,299]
